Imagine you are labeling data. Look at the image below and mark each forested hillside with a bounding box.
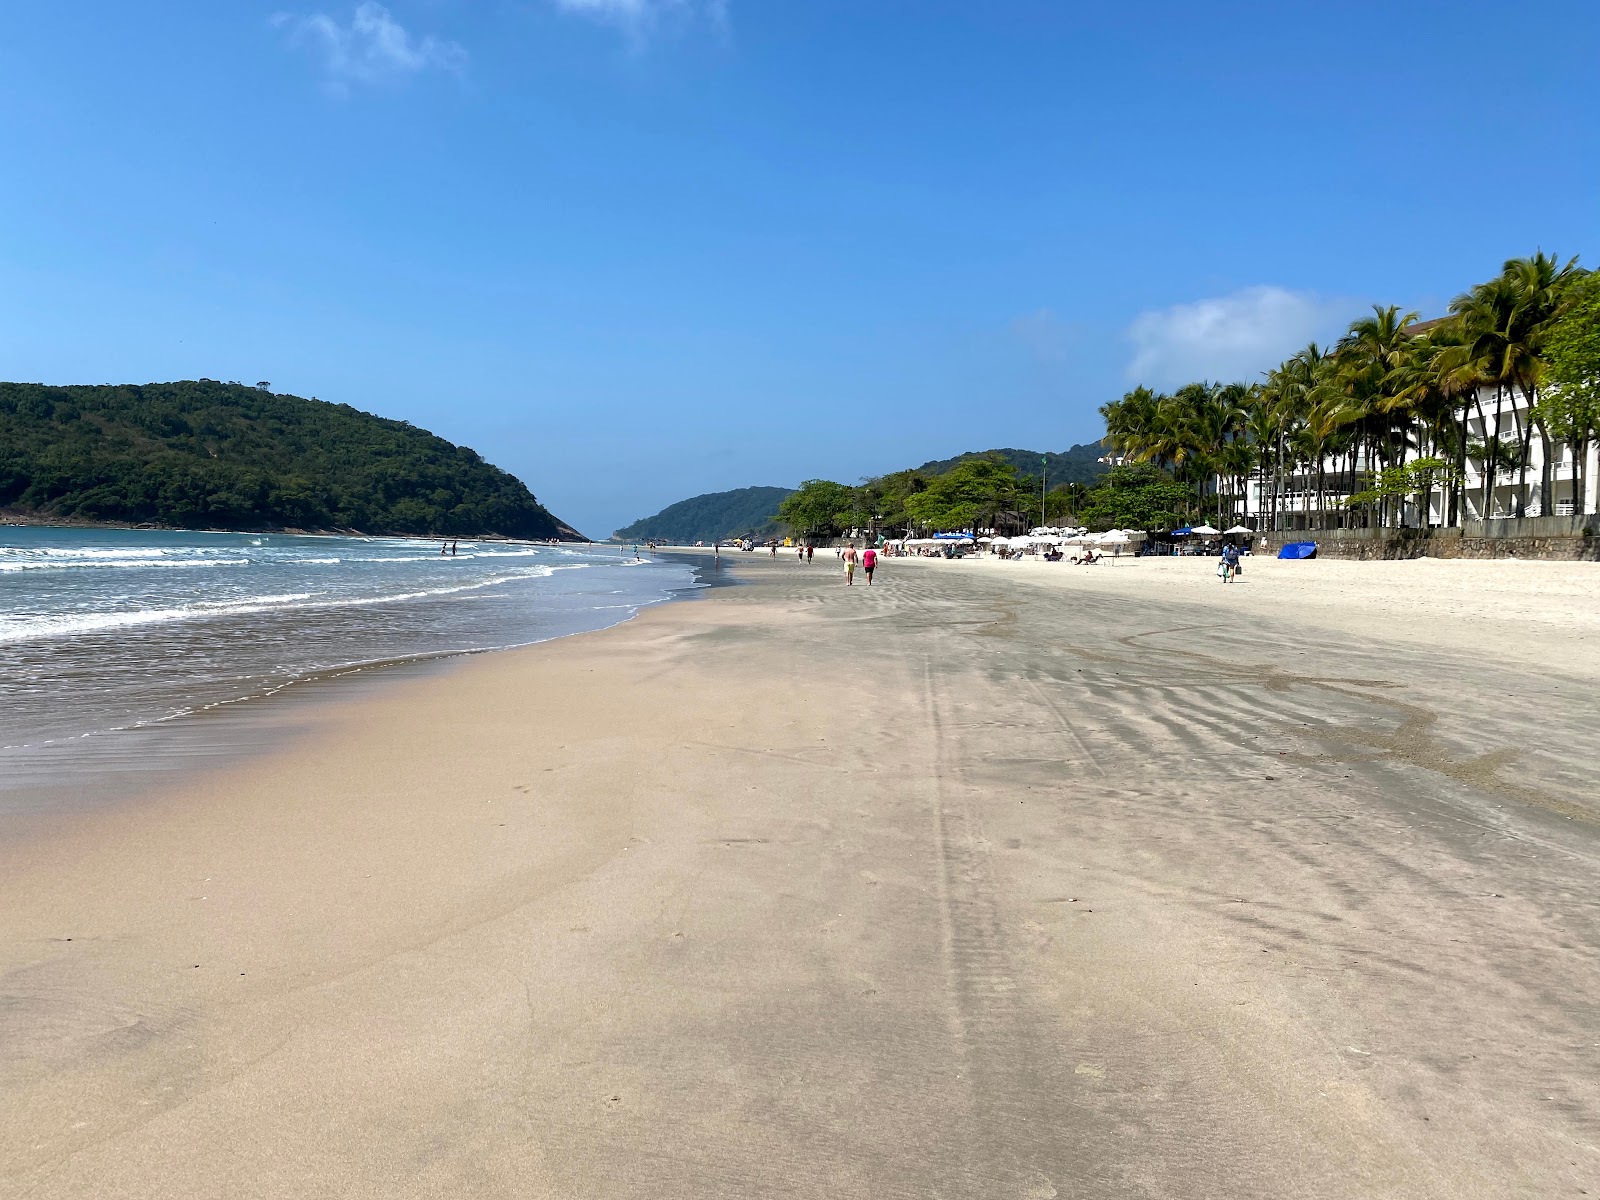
[614,444,1108,542]
[913,443,1107,485]
[612,486,792,543]
[0,381,583,539]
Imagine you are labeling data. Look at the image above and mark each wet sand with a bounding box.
[3,553,1597,1198]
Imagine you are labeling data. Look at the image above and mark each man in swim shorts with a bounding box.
[843,543,858,585]
[861,545,878,585]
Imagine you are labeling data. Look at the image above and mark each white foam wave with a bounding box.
[0,558,248,573]
[0,566,558,644]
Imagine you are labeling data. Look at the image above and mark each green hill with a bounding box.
[914,443,1108,485]
[613,444,1107,543]
[0,380,584,539]
[612,486,792,544]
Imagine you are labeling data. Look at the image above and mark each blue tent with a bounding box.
[1278,541,1318,559]
[1171,526,1193,535]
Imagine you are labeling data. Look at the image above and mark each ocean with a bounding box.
[0,526,699,808]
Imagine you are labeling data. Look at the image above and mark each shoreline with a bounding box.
[3,554,1596,1196]
[0,549,714,832]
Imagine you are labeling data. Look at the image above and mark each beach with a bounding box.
[3,552,1597,1198]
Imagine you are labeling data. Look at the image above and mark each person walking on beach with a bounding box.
[806,544,814,564]
[862,545,878,586]
[1221,542,1240,582]
[843,543,859,585]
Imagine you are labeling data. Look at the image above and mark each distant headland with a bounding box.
[0,381,585,540]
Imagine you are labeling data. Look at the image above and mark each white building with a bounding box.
[1228,382,1599,531]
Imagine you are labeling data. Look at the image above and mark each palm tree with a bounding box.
[1448,274,1527,520]
[1502,253,1588,514]
[1263,345,1325,530]
[1334,306,1419,526]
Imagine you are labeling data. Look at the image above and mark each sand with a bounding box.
[2,552,1597,1198]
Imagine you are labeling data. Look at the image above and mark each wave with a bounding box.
[0,558,250,572]
[0,565,560,644]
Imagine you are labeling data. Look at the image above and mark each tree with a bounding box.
[777,479,857,539]
[903,458,1023,532]
[1447,254,1586,518]
[0,381,576,538]
[1075,463,1193,532]
[1536,272,1600,516]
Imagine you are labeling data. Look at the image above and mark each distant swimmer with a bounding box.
[843,543,859,585]
[862,545,878,585]
[450,541,458,556]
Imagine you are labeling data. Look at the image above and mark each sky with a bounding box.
[2,2,1597,538]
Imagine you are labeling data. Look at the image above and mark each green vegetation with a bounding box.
[911,443,1107,486]
[776,454,1167,538]
[0,380,582,539]
[1074,463,1194,532]
[778,456,1041,539]
[1536,273,1600,516]
[776,480,857,540]
[612,486,792,543]
[1099,251,1594,526]
[620,444,1108,543]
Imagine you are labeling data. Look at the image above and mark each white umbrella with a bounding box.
[1190,524,1221,536]
[1224,525,1254,535]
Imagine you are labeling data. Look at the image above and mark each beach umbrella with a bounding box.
[1224,525,1254,535]
[1189,524,1221,536]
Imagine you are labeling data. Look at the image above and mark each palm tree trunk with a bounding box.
[1484,386,1503,520]
[1577,439,1589,518]
[1451,402,1467,526]
[1514,388,1535,518]
[1320,457,1328,528]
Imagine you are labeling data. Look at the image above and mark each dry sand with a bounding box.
[2,552,1597,1198]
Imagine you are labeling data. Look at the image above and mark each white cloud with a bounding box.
[274,3,466,89]
[548,0,728,38]
[1125,286,1351,388]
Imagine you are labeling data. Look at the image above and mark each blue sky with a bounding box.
[2,1,1597,537]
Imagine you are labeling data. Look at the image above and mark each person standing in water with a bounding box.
[861,544,878,585]
[843,543,859,585]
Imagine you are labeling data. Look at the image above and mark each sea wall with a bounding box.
[1262,516,1599,561]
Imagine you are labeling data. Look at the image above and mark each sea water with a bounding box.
[0,526,697,805]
